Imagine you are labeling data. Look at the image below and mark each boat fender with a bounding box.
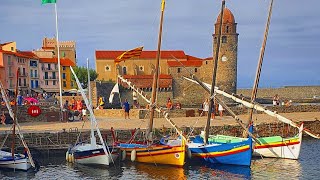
[68,153,73,163]
[65,151,69,162]
[131,150,137,162]
[121,150,127,161]
[187,147,192,159]
[71,153,75,163]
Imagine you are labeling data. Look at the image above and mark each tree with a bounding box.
[72,66,99,88]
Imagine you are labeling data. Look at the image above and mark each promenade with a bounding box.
[0,112,319,133]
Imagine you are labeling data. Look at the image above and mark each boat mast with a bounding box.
[11,68,19,158]
[243,0,274,137]
[204,0,225,145]
[146,0,166,143]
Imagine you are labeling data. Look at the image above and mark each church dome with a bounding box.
[215,8,235,24]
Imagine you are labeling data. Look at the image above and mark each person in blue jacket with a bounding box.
[122,99,130,119]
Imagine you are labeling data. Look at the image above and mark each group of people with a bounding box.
[166,98,181,110]
[63,97,87,121]
[273,94,292,107]
[201,98,224,119]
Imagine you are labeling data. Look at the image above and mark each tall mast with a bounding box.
[146,0,166,142]
[244,0,274,137]
[11,68,19,157]
[204,0,225,145]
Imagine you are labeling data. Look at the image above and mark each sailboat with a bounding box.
[185,0,254,167]
[0,69,36,171]
[66,66,119,165]
[115,0,186,167]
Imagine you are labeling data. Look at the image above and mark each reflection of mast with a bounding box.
[244,0,274,137]
[204,0,225,145]
[146,0,166,142]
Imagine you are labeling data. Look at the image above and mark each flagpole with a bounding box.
[87,58,91,108]
[54,3,63,118]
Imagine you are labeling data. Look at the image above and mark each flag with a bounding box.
[115,46,143,63]
[109,83,119,104]
[42,0,56,4]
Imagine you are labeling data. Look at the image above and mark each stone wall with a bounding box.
[1,119,319,151]
[238,86,320,101]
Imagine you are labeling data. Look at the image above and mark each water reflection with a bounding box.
[251,158,302,179]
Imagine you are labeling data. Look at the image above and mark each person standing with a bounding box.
[218,104,224,117]
[202,98,209,116]
[122,99,130,119]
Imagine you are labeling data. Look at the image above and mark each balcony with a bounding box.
[8,72,14,77]
[30,74,39,79]
[19,84,29,88]
[19,72,28,77]
[41,67,58,71]
[43,76,58,80]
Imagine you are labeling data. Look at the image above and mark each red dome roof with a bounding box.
[215,8,235,24]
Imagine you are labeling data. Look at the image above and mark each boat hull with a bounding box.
[119,143,185,167]
[253,124,303,159]
[0,151,32,170]
[188,138,252,166]
[70,144,119,165]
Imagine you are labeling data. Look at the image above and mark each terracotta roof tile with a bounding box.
[39,57,75,66]
[96,50,186,60]
[216,8,235,24]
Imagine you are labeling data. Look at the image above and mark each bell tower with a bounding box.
[212,7,238,94]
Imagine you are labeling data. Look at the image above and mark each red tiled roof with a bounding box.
[0,50,35,59]
[42,47,55,50]
[167,60,202,67]
[39,57,75,66]
[204,57,213,60]
[216,8,235,24]
[96,50,186,60]
[17,51,39,59]
[121,74,173,88]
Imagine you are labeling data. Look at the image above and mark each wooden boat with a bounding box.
[115,0,186,167]
[0,150,31,170]
[206,123,303,160]
[0,71,36,171]
[187,125,253,166]
[66,67,119,166]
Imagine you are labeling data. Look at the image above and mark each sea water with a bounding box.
[0,137,319,180]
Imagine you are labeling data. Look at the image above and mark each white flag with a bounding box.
[109,83,119,104]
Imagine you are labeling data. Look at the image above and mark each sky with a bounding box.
[0,0,319,88]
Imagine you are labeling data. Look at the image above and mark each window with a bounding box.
[63,81,67,87]
[53,80,56,85]
[31,80,34,88]
[226,26,229,33]
[177,68,181,73]
[139,66,144,71]
[35,70,38,77]
[30,70,33,77]
[55,64,58,70]
[53,72,56,79]
[45,81,48,85]
[71,81,74,87]
[62,52,66,57]
[62,73,66,79]
[35,80,39,88]
[105,65,111,71]
[11,47,14,51]
[45,72,48,79]
[222,36,227,43]
[206,61,208,65]
[195,68,198,73]
[19,78,21,86]
[23,79,26,86]
[48,64,51,70]
[122,67,127,75]
[63,66,66,71]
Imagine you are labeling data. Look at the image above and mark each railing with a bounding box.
[43,76,58,80]
[31,74,38,78]
[19,72,28,77]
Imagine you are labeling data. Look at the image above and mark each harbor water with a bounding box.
[0,137,319,179]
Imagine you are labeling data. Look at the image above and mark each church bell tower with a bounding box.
[212,7,238,94]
